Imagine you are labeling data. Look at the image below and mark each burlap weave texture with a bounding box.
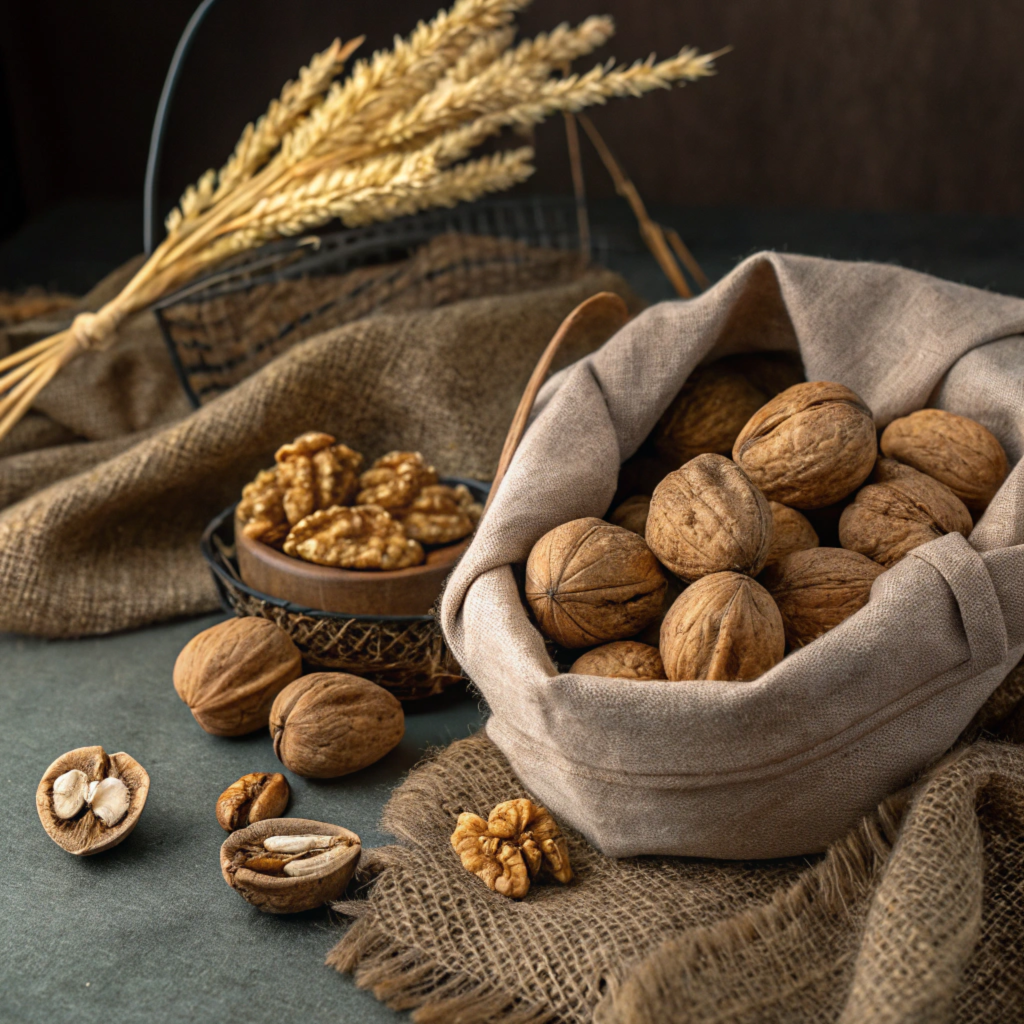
[441,252,1024,860]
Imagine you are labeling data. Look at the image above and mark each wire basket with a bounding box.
[153,196,636,407]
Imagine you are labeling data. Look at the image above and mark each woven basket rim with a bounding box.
[201,476,490,624]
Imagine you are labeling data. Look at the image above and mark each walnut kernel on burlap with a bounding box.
[0,237,635,636]
[331,665,1024,1024]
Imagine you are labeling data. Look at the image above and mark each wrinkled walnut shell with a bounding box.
[608,495,650,537]
[839,459,973,568]
[174,617,302,737]
[216,772,291,832]
[524,518,667,649]
[764,501,819,568]
[270,673,405,778]
[761,547,885,648]
[660,572,785,681]
[36,746,150,856]
[220,817,361,914]
[570,641,665,679]
[880,408,1009,512]
[733,381,877,509]
[646,453,773,581]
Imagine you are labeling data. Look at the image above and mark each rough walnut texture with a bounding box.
[236,468,289,547]
[173,617,302,736]
[570,641,666,680]
[524,518,667,649]
[275,432,364,525]
[394,484,481,545]
[450,798,572,899]
[269,672,405,778]
[357,451,439,509]
[839,459,973,568]
[733,381,878,509]
[608,495,651,537]
[880,408,1010,511]
[283,504,424,570]
[764,501,820,567]
[659,571,785,681]
[646,453,774,582]
[761,547,885,648]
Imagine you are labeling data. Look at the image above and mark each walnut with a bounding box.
[660,572,785,681]
[450,798,572,899]
[525,518,667,648]
[880,408,1009,512]
[838,458,972,568]
[652,361,770,464]
[646,453,773,582]
[237,468,289,547]
[276,432,364,525]
[570,641,665,679]
[733,381,877,509]
[394,483,481,545]
[608,494,650,536]
[357,451,439,509]
[760,547,885,648]
[764,501,819,568]
[283,505,424,570]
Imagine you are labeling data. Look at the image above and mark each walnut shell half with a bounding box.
[36,746,149,856]
[880,408,1009,512]
[570,641,665,679]
[761,547,884,648]
[733,381,877,509]
[660,572,784,681]
[646,453,773,582]
[525,518,667,649]
[839,459,973,568]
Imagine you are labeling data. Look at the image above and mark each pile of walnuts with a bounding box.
[524,355,1010,682]
[237,432,482,570]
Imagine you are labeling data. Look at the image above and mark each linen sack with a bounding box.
[0,236,635,637]
[440,251,1024,859]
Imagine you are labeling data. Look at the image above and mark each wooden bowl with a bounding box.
[234,479,486,617]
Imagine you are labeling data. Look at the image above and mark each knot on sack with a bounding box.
[70,306,125,353]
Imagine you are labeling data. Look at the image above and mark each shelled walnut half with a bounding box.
[451,798,572,899]
[394,483,482,545]
[36,745,150,855]
[283,504,424,570]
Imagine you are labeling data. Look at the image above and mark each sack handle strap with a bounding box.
[484,291,630,514]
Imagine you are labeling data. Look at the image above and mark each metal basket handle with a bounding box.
[483,291,630,515]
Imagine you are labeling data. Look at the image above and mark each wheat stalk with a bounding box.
[0,0,726,442]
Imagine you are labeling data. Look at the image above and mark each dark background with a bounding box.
[3,0,1024,242]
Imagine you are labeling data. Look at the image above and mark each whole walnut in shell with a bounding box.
[608,495,650,536]
[660,572,785,681]
[764,502,819,568]
[525,518,666,649]
[761,547,884,648]
[174,617,302,736]
[570,641,665,679]
[283,504,424,570]
[880,408,1009,512]
[839,459,972,568]
[646,453,773,582]
[733,381,877,509]
[270,672,404,778]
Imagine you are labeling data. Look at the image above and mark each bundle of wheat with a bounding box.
[0,0,723,442]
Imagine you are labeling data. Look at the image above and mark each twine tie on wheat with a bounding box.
[69,307,126,354]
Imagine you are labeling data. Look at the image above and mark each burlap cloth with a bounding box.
[440,253,1024,860]
[331,661,1024,1023]
[0,236,635,637]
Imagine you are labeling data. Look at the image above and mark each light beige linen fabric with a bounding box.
[440,252,1024,859]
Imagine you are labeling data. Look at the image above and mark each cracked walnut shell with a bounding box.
[660,572,785,681]
[525,518,667,649]
[733,381,877,509]
[646,453,774,582]
[451,798,572,899]
[283,504,424,570]
[357,451,438,509]
[761,547,884,648]
[838,459,972,568]
[395,484,482,545]
[880,408,1009,512]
